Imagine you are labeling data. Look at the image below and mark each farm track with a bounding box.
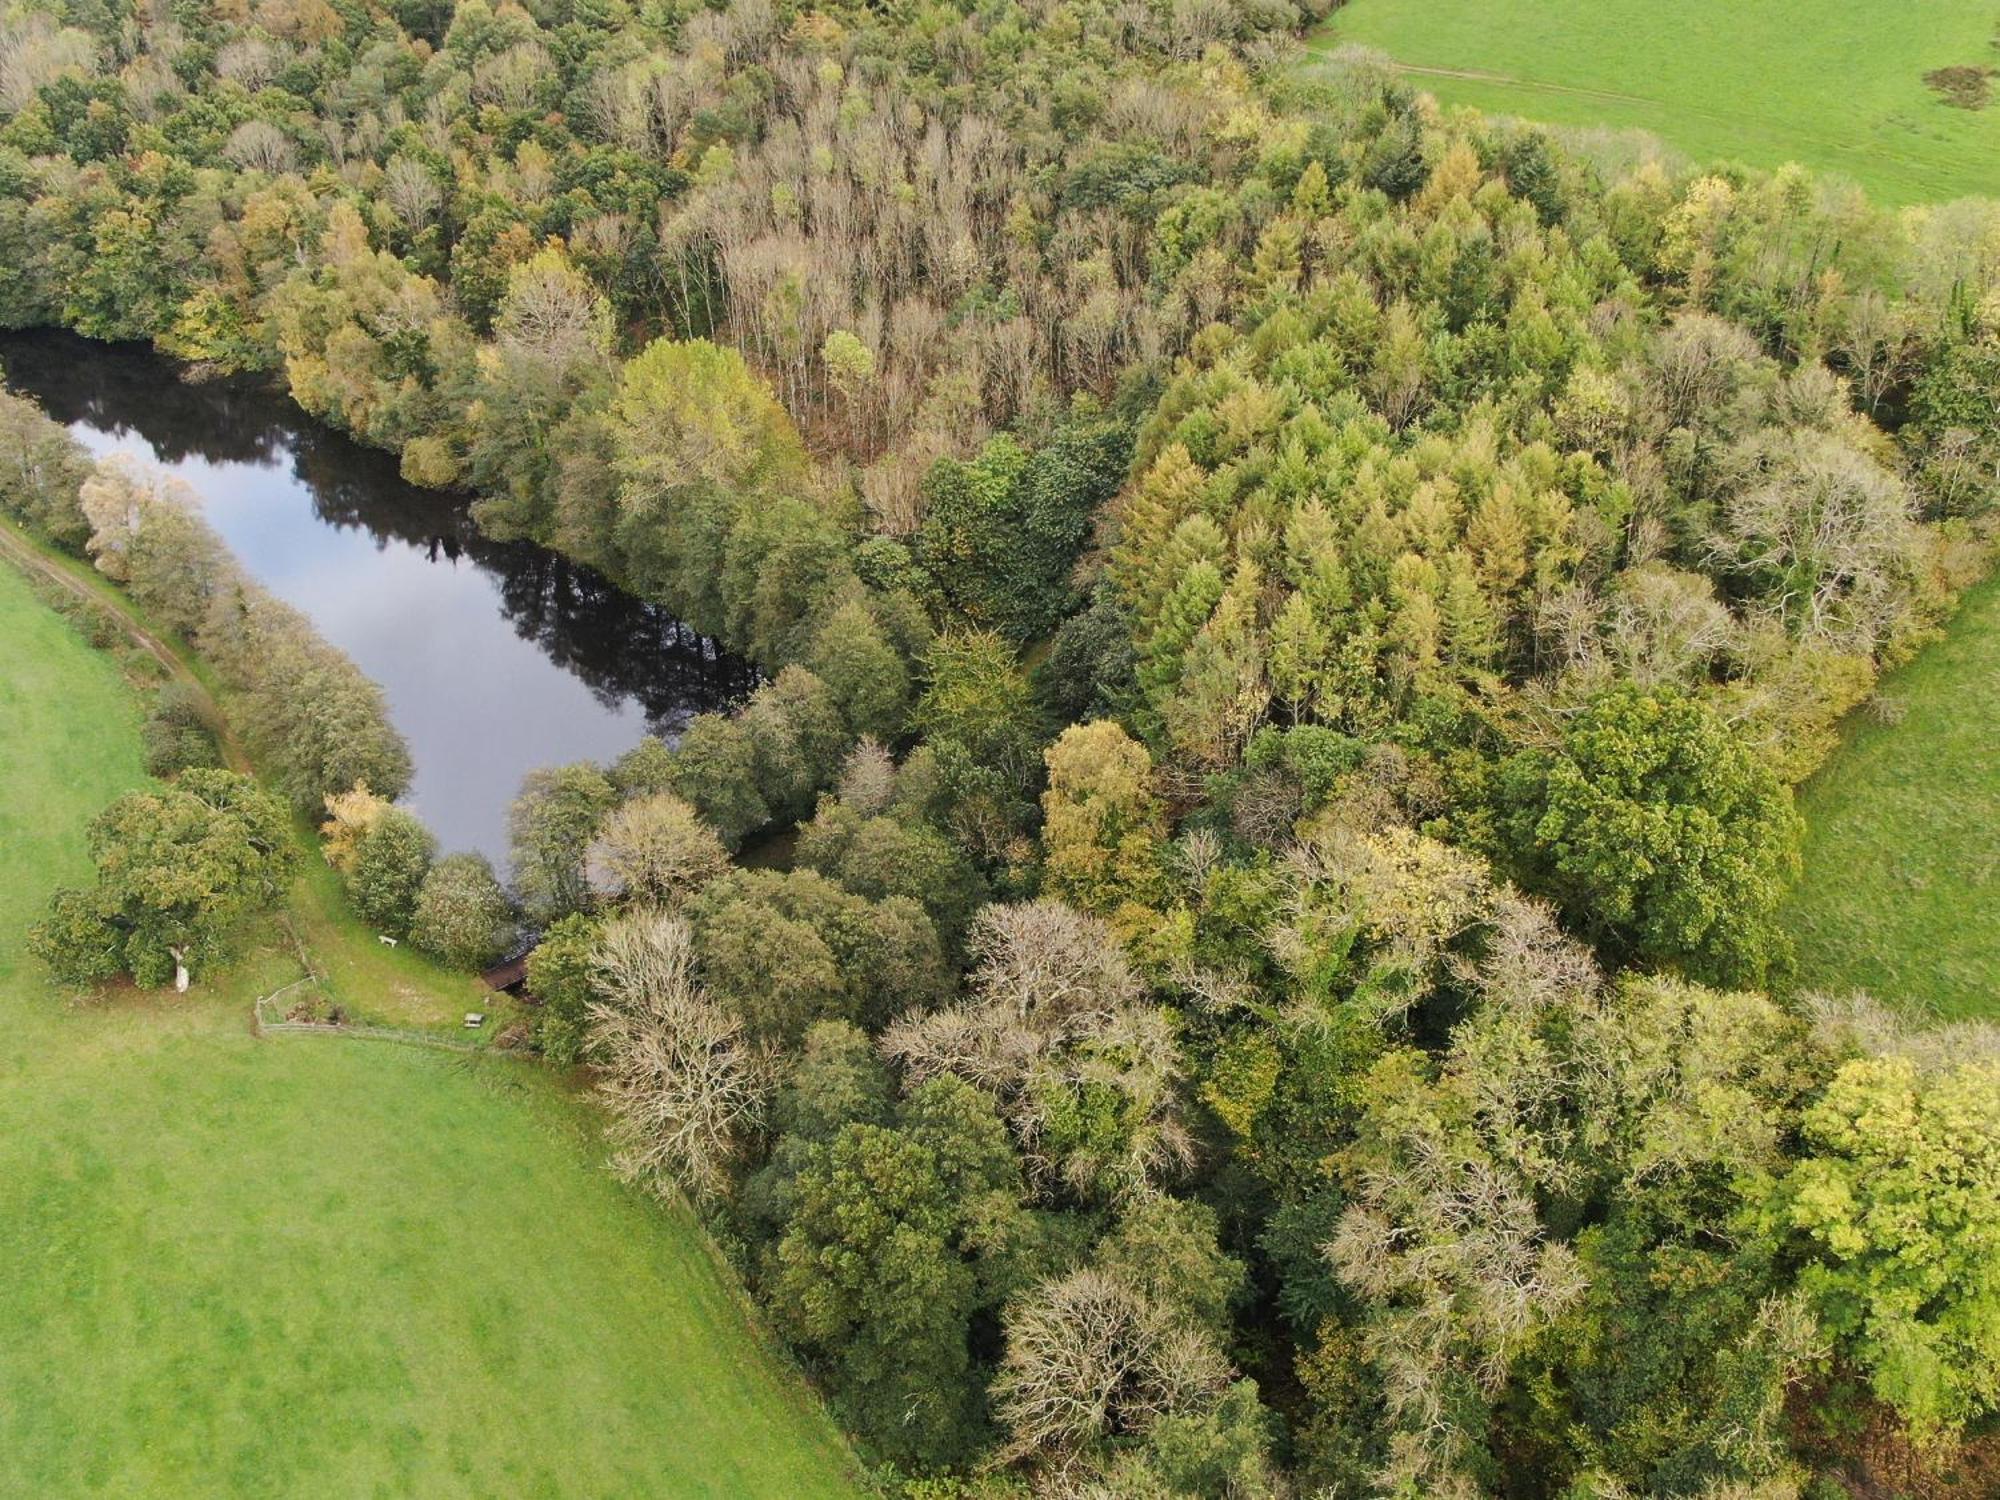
[0,520,250,773]
[1394,61,1656,106]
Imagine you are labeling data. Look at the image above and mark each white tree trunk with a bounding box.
[170,947,190,993]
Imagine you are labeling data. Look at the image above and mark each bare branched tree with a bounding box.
[990,1268,1230,1470]
[584,793,728,909]
[1713,429,1920,650]
[968,900,1144,1026]
[1270,823,1494,1019]
[1601,563,1737,688]
[588,912,770,1201]
[834,738,896,816]
[381,156,442,233]
[883,900,1191,1198]
[0,12,96,114]
[1330,1124,1586,1495]
[494,249,615,370]
[224,119,296,175]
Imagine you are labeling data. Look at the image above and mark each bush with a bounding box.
[141,683,220,778]
[523,912,599,1065]
[409,853,515,970]
[78,599,124,651]
[351,808,437,938]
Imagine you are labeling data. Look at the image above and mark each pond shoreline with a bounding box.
[0,327,750,860]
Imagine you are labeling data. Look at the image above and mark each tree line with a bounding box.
[6,0,2000,1494]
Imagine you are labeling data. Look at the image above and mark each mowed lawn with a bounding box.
[1781,576,2000,1020]
[1315,0,2000,204]
[0,562,862,1497]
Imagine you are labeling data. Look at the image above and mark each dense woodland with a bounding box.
[5,0,2000,1493]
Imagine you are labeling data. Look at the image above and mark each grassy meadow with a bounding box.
[1781,577,2000,1020]
[1315,0,2000,204]
[0,558,863,1496]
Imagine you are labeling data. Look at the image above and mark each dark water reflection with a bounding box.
[0,330,749,861]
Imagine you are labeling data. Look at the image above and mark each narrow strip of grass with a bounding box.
[0,557,866,1496]
[1781,576,2000,1019]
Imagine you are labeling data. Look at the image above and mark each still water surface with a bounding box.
[0,330,746,862]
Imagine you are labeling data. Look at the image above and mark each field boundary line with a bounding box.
[0,519,252,772]
[1391,61,1656,106]
[251,974,497,1055]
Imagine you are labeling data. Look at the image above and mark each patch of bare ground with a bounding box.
[1923,63,1996,108]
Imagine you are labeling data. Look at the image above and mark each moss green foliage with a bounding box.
[0,561,861,1499]
[1773,1052,2000,1443]
[917,410,1129,642]
[1316,0,2000,205]
[31,768,293,988]
[688,868,949,1045]
[766,1076,1023,1468]
[138,681,220,778]
[1037,586,1140,725]
[7,0,2000,1491]
[606,337,818,647]
[1495,685,1802,985]
[665,712,770,851]
[524,911,601,1066]
[1041,719,1171,917]
[408,851,515,971]
[347,806,436,939]
[794,794,989,951]
[0,386,92,547]
[912,630,1049,871]
[507,760,616,922]
[1783,577,2000,1018]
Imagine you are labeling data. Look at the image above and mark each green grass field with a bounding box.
[0,560,863,1497]
[1781,576,2000,1020]
[1315,0,2000,204]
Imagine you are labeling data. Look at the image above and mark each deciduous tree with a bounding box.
[31,769,293,990]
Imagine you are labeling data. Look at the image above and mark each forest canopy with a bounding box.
[4,0,2000,1494]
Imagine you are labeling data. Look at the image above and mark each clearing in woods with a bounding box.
[0,556,862,1497]
[1314,0,2000,204]
[1780,575,2000,1021]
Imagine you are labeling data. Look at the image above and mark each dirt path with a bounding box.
[1,518,504,1048]
[0,521,251,773]
[1368,56,1793,145]
[1391,62,1656,107]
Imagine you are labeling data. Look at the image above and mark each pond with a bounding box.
[0,329,748,864]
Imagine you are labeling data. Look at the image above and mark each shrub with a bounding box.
[409,853,515,970]
[351,808,437,938]
[140,682,220,778]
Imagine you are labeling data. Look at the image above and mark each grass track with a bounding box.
[1315,0,2000,204]
[0,559,863,1497]
[1780,576,2000,1020]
